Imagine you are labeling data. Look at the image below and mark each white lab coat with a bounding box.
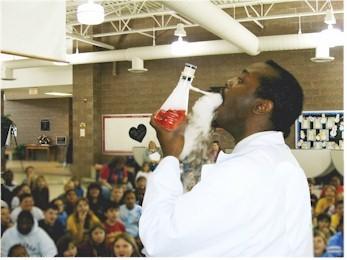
[139,131,313,256]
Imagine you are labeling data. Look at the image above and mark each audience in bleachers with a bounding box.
[0,153,343,257]
[32,175,50,210]
[66,197,101,244]
[112,233,142,257]
[1,205,12,236]
[10,193,44,222]
[38,203,65,243]
[77,223,112,257]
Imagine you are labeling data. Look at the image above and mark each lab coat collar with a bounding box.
[216,131,284,163]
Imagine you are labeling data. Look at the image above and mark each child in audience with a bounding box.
[38,203,65,243]
[112,233,141,257]
[70,176,84,198]
[8,244,29,257]
[10,193,44,222]
[56,180,76,203]
[135,176,147,206]
[52,198,68,228]
[66,198,101,243]
[32,175,49,210]
[87,182,106,221]
[1,206,12,236]
[330,200,343,232]
[314,230,333,257]
[64,189,79,216]
[315,213,335,240]
[22,166,36,189]
[11,184,31,209]
[56,234,78,257]
[119,190,142,239]
[77,224,112,257]
[135,162,152,181]
[107,185,125,206]
[329,174,343,201]
[315,185,336,216]
[103,204,126,246]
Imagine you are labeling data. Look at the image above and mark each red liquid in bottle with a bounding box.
[154,109,186,131]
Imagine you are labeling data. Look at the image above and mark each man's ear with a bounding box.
[253,99,273,114]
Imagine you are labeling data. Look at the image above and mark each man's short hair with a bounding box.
[45,203,59,212]
[104,203,120,212]
[255,60,304,138]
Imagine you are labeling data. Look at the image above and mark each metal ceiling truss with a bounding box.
[66,0,343,49]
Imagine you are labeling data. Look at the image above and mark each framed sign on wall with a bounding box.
[295,110,344,150]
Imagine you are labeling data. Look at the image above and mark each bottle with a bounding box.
[154,63,197,131]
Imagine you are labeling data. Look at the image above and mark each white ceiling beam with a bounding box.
[66,33,115,50]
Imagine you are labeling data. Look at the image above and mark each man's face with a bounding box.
[215,63,275,134]
[21,197,34,211]
[17,216,34,235]
[44,208,58,225]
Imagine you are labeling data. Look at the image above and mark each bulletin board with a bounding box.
[295,110,344,150]
[102,114,158,155]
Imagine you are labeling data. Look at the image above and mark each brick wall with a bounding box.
[4,98,71,161]
[91,47,343,160]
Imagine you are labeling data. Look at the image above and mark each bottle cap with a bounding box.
[182,63,197,78]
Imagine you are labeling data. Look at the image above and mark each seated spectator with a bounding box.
[135,176,147,206]
[329,174,343,201]
[125,156,141,188]
[8,244,29,257]
[1,211,57,257]
[103,203,126,246]
[38,203,65,243]
[315,185,336,216]
[313,230,333,257]
[71,176,84,198]
[52,198,68,228]
[56,234,78,257]
[136,162,152,181]
[77,224,112,257]
[10,193,44,222]
[1,206,13,236]
[66,198,101,243]
[87,182,107,221]
[22,166,37,190]
[315,213,335,240]
[119,190,141,238]
[56,180,76,203]
[143,140,162,171]
[11,183,31,209]
[112,233,141,257]
[207,140,222,163]
[32,175,49,210]
[64,189,79,216]
[2,169,16,192]
[1,170,16,206]
[331,200,343,233]
[326,219,343,257]
[107,185,125,207]
[99,157,129,199]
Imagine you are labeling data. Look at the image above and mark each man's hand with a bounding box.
[150,112,187,158]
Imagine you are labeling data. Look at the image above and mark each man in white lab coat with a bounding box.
[139,60,313,256]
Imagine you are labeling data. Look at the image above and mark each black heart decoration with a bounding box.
[129,124,147,143]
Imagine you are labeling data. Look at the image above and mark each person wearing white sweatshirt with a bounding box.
[1,210,57,257]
